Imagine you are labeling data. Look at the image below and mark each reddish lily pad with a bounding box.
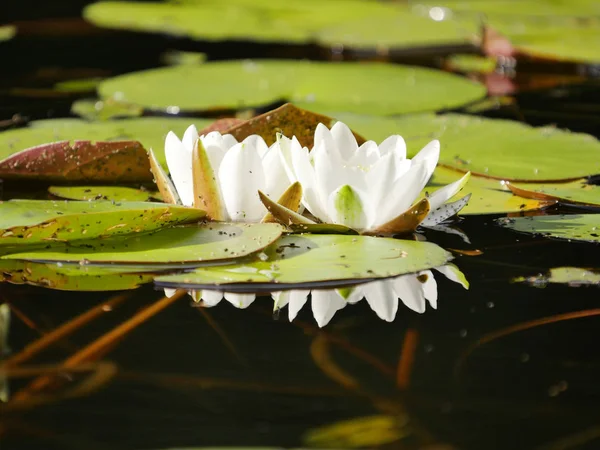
[0,140,150,182]
[225,103,366,148]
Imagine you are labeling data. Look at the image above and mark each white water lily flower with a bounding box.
[277,122,470,232]
[165,125,289,221]
[164,125,289,308]
[272,265,468,327]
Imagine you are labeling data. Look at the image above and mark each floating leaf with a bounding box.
[0,140,150,183]
[0,260,154,291]
[71,98,143,120]
[426,167,551,215]
[0,117,213,177]
[48,186,159,202]
[4,222,284,267]
[335,113,600,181]
[0,200,205,246]
[97,60,485,116]
[497,214,600,243]
[514,267,600,287]
[154,234,452,290]
[507,180,600,207]
[54,78,102,93]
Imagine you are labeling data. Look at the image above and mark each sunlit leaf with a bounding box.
[507,180,600,207]
[426,167,550,215]
[0,260,154,291]
[514,266,600,288]
[4,222,284,267]
[48,186,159,202]
[497,214,600,243]
[154,234,452,290]
[71,98,143,120]
[97,60,485,116]
[0,200,205,246]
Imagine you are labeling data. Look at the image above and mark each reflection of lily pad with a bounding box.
[4,223,284,267]
[427,167,550,215]
[48,186,160,202]
[508,180,600,207]
[336,113,600,181]
[497,214,600,243]
[98,60,485,116]
[0,117,212,173]
[0,25,15,42]
[0,200,204,246]
[155,234,452,290]
[514,267,600,287]
[0,260,154,291]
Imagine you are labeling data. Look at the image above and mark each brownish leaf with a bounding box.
[224,103,366,148]
[198,117,246,135]
[0,140,152,182]
[364,198,431,236]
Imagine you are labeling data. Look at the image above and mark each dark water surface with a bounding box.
[1,3,600,450]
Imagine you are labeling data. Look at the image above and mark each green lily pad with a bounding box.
[154,234,452,291]
[4,222,284,267]
[0,117,213,173]
[446,54,497,73]
[48,186,160,202]
[0,259,154,291]
[97,60,485,116]
[84,0,410,44]
[0,200,205,246]
[334,113,600,181]
[415,0,600,17]
[0,25,15,42]
[508,179,600,207]
[514,267,600,287]
[497,214,600,243]
[71,98,144,120]
[54,78,103,93]
[426,167,550,215]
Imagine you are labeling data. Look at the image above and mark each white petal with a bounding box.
[311,290,347,327]
[373,162,429,228]
[434,264,470,289]
[165,131,194,206]
[218,142,266,222]
[292,143,330,221]
[222,134,239,149]
[379,135,407,160]
[288,290,310,321]
[275,134,299,182]
[419,270,438,309]
[426,171,471,211]
[349,140,379,167]
[393,275,427,313]
[314,139,351,202]
[314,123,335,150]
[243,135,269,158]
[182,124,199,152]
[365,153,395,213]
[330,121,358,159]
[411,139,440,183]
[328,184,369,230]
[163,288,178,298]
[262,144,292,199]
[362,279,398,322]
[199,290,223,307]
[338,286,364,304]
[224,292,255,308]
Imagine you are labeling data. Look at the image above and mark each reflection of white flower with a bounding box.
[273,265,468,327]
[165,125,289,221]
[277,122,470,232]
[0,303,10,402]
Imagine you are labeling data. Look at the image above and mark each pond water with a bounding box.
[1,2,600,450]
